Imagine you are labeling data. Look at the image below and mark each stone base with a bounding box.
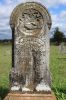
[4,92,56,100]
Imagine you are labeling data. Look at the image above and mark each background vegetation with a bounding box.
[0,42,66,100]
[50,27,66,45]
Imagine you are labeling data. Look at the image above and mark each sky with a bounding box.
[0,0,66,39]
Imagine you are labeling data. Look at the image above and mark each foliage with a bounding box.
[53,27,65,45]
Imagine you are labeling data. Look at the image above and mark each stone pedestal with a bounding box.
[4,92,56,100]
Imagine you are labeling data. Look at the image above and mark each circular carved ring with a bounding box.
[18,8,44,36]
[10,2,52,32]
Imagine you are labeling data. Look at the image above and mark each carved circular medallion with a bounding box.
[18,8,43,36]
[10,2,52,32]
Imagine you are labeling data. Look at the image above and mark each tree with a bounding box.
[53,27,65,45]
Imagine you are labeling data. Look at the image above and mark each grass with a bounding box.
[0,43,11,99]
[50,45,66,100]
[0,42,66,100]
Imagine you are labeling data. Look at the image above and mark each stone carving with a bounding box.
[10,2,52,93]
[18,8,43,36]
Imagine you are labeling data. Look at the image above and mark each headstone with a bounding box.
[59,42,66,54]
[10,2,52,92]
[4,2,56,100]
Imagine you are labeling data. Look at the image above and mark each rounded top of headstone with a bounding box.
[10,2,52,30]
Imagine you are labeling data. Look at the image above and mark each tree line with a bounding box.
[50,27,66,45]
[0,39,12,43]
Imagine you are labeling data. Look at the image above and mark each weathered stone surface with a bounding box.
[4,92,56,100]
[59,42,66,54]
[9,2,52,92]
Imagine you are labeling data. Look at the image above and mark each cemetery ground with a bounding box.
[0,42,66,100]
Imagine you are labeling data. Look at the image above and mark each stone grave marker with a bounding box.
[4,2,56,100]
[59,42,66,54]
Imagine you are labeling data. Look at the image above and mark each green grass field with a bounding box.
[0,43,66,100]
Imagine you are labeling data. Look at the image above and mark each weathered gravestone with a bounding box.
[4,2,56,100]
[59,42,66,54]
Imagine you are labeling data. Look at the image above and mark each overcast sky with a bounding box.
[0,0,66,39]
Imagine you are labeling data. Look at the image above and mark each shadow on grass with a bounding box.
[57,88,66,94]
[52,87,66,94]
[52,87,66,99]
[0,87,9,100]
